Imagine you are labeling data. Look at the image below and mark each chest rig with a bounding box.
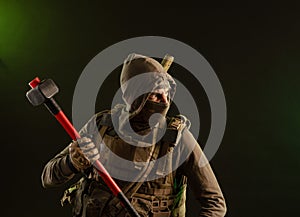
[90,110,188,217]
[64,109,189,217]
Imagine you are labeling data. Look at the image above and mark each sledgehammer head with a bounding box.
[26,77,59,106]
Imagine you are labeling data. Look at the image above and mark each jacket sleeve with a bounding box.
[41,145,79,188]
[41,112,106,188]
[179,129,227,217]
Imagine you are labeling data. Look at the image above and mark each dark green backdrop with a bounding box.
[1,3,299,217]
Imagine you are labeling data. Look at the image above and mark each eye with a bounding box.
[149,93,158,99]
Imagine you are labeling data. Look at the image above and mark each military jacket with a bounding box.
[41,109,226,217]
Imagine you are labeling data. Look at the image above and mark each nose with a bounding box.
[161,93,168,103]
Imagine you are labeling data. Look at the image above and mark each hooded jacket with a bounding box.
[41,53,227,217]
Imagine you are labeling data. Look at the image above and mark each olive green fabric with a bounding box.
[41,109,226,216]
[41,53,226,217]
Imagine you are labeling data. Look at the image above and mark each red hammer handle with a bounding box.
[29,77,80,140]
[29,77,122,196]
[29,77,140,217]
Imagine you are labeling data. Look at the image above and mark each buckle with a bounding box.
[152,200,160,212]
[151,197,171,213]
[160,199,168,209]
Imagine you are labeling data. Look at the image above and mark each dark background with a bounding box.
[1,3,299,217]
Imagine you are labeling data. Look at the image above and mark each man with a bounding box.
[41,53,227,217]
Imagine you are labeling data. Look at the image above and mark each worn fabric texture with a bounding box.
[41,53,226,217]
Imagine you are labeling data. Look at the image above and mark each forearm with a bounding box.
[41,146,78,188]
[41,114,100,188]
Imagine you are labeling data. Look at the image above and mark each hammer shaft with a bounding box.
[29,78,80,139]
[55,111,81,139]
[28,77,140,217]
[28,54,173,217]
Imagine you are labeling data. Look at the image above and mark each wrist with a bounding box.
[66,154,80,174]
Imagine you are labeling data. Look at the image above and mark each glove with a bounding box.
[69,137,100,172]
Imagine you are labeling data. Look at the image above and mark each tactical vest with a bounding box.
[61,109,189,217]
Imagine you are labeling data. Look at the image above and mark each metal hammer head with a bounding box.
[26,78,59,106]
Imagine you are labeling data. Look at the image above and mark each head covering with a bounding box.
[120,53,176,117]
[112,53,177,140]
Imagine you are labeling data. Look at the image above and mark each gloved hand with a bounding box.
[69,137,100,172]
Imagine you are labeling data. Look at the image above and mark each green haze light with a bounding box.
[0,2,27,59]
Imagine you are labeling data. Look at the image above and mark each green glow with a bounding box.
[0,2,54,78]
[0,2,26,60]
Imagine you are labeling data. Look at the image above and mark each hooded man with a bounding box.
[41,53,227,217]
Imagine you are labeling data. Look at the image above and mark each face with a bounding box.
[147,89,169,103]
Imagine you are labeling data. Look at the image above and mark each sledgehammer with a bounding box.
[26,77,141,217]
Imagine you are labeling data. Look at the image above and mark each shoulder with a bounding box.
[79,109,113,136]
[94,109,112,126]
[94,104,126,127]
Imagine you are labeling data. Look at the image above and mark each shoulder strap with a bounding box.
[105,127,162,216]
[163,115,190,141]
[124,128,161,195]
[97,114,190,215]
[155,115,190,185]
[97,112,113,128]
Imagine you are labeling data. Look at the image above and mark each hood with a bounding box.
[120,53,176,117]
